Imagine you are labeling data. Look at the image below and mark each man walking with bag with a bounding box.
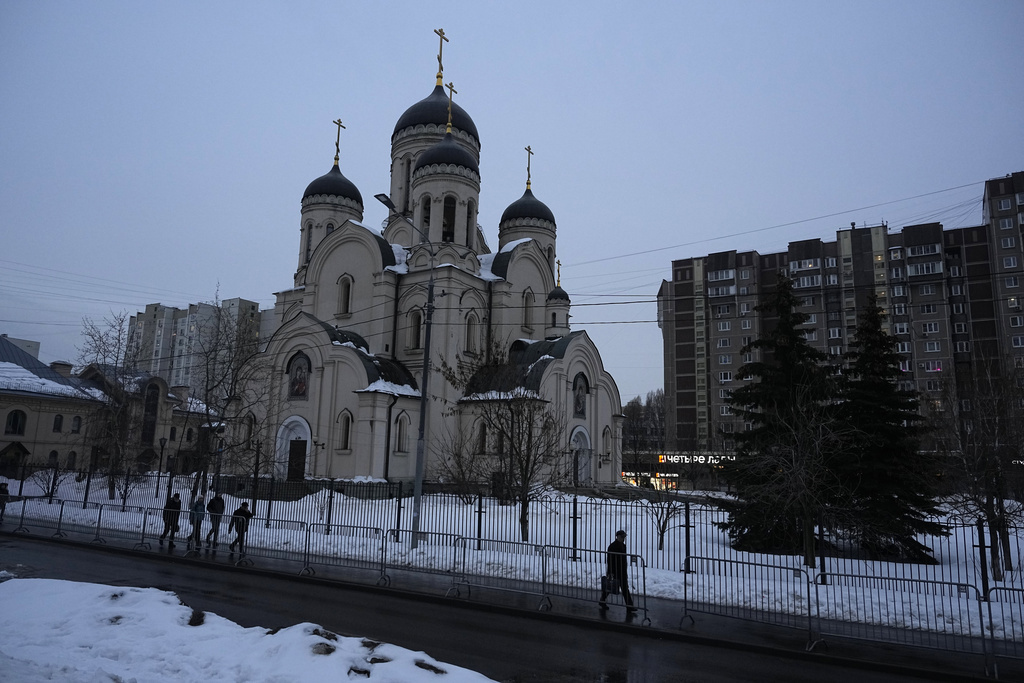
[159,493,182,547]
[599,529,635,612]
[228,501,254,555]
[205,492,225,547]
[188,494,205,549]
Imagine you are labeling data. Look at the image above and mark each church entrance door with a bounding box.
[287,440,306,481]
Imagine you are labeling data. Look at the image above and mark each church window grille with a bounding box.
[338,412,352,451]
[48,450,59,467]
[326,223,334,235]
[522,291,535,331]
[395,414,410,454]
[552,312,557,328]
[466,201,476,250]
[53,414,63,432]
[465,314,478,354]
[5,409,26,435]
[476,422,487,454]
[442,197,456,242]
[410,310,423,349]
[305,223,313,262]
[71,416,81,433]
[338,277,352,316]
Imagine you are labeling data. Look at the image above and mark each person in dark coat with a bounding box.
[228,501,254,554]
[188,494,205,548]
[159,493,182,546]
[205,492,226,547]
[599,529,635,611]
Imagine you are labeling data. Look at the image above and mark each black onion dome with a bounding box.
[303,164,363,205]
[500,188,555,226]
[414,132,479,174]
[547,285,570,302]
[393,85,479,143]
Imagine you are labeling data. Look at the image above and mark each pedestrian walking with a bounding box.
[599,529,636,611]
[228,501,254,555]
[188,494,205,548]
[205,492,225,547]
[159,493,182,547]
[0,482,9,523]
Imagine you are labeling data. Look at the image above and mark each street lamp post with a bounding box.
[156,437,168,499]
[376,193,434,549]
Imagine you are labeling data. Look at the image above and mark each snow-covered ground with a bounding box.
[0,574,495,683]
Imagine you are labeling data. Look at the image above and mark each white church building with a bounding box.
[256,47,623,487]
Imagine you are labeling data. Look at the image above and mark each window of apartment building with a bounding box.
[1013,336,1024,348]
[827,311,840,321]
[951,284,962,296]
[952,303,964,314]
[897,381,914,392]
[719,388,732,399]
[924,360,942,372]
[806,314,817,324]
[1004,256,1019,269]
[894,323,909,334]
[1002,236,1017,249]
[708,269,735,281]
[828,328,842,339]
[741,336,752,346]
[925,341,941,352]
[825,274,838,285]
[925,380,941,392]
[804,329,818,341]
[949,266,962,277]
[908,262,942,276]
[899,360,911,372]
[717,338,731,348]
[897,342,911,354]
[743,352,753,363]
[997,198,1012,211]
[719,371,732,383]
[1017,193,1024,206]
[714,305,731,315]
[795,275,821,288]
[889,249,902,261]
[1010,296,1021,309]
[825,257,837,267]
[921,304,937,314]
[829,345,842,356]
[922,322,940,334]
[999,217,1015,230]
[739,286,749,295]
[893,303,906,315]
[1010,316,1024,328]
[718,321,731,331]
[891,267,903,279]
[708,286,735,297]
[741,319,751,330]
[741,269,750,279]
[719,354,733,365]
[919,284,935,295]
[1006,276,1020,288]
[721,423,734,433]
[956,341,970,353]
[719,405,732,416]
[800,296,815,307]
[740,302,751,314]
[908,244,940,256]
[892,285,905,297]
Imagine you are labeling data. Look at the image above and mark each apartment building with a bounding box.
[658,172,1024,452]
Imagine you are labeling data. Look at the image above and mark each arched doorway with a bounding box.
[570,427,592,487]
[276,416,311,481]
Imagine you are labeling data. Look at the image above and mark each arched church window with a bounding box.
[326,222,335,235]
[551,312,557,328]
[395,413,410,454]
[466,200,476,250]
[5,410,26,435]
[186,428,193,442]
[338,276,352,316]
[409,310,423,349]
[304,222,313,262]
[522,291,535,331]
[338,411,352,451]
[71,416,81,433]
[476,421,487,454]
[573,373,589,418]
[68,451,77,469]
[403,158,413,213]
[442,196,456,243]
[603,426,612,455]
[287,353,311,400]
[420,196,431,241]
[48,450,59,467]
[53,414,63,432]
[465,313,477,354]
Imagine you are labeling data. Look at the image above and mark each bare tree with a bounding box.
[621,396,649,485]
[430,420,490,504]
[77,311,150,508]
[441,346,571,541]
[932,361,1024,578]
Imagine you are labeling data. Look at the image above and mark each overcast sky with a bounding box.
[2,1,1022,401]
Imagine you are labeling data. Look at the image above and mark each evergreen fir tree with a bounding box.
[723,274,848,565]
[840,295,946,561]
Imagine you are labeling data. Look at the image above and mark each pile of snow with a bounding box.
[0,577,494,683]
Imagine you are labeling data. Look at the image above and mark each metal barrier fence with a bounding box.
[451,538,550,609]
[814,573,987,656]
[987,587,1024,678]
[542,544,648,620]
[303,522,387,584]
[384,529,462,582]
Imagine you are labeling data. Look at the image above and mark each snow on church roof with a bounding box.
[357,379,419,398]
[0,362,102,400]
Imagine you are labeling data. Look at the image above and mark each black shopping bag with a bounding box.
[601,575,620,595]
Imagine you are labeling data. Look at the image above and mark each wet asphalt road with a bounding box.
[0,535,988,682]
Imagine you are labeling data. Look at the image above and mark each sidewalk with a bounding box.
[3,521,1020,681]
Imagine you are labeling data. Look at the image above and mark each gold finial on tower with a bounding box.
[444,81,457,134]
[556,259,562,287]
[434,28,449,85]
[525,145,534,190]
[332,118,345,166]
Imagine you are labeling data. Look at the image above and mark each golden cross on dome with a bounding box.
[435,28,449,85]
[556,259,562,287]
[332,118,345,165]
[525,145,534,190]
[445,81,457,133]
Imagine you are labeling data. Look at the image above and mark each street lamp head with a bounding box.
[375,193,397,212]
[159,437,167,449]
